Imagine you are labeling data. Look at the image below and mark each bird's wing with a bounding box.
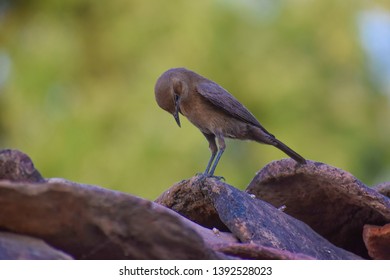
[196,81,274,136]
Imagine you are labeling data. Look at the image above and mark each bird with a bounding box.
[154,67,306,177]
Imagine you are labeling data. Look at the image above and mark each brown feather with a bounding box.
[196,82,275,137]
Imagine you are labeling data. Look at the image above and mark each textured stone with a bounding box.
[190,176,361,259]
[156,178,228,231]
[0,149,44,183]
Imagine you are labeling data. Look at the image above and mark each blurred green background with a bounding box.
[1,0,390,199]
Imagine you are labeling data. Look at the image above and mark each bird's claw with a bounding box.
[195,172,225,181]
[211,175,225,181]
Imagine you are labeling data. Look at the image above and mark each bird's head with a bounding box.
[154,68,191,127]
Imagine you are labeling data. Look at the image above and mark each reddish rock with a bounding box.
[246,159,390,258]
[363,224,390,260]
[0,231,72,260]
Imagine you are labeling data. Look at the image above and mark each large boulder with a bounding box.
[246,159,390,258]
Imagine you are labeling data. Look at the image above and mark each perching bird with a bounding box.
[154,67,306,177]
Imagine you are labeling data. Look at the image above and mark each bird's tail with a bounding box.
[250,127,306,164]
[251,126,306,164]
[272,138,306,164]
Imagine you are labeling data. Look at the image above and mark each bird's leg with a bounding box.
[202,133,218,175]
[198,133,225,180]
[204,152,217,175]
[208,135,225,177]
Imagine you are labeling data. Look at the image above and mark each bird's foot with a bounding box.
[195,172,225,181]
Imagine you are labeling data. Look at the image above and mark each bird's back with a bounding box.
[195,79,275,137]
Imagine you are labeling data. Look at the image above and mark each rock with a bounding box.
[0,149,44,183]
[363,224,390,260]
[373,182,390,198]
[246,159,390,258]
[155,177,229,231]
[0,149,377,260]
[0,231,72,260]
[212,243,315,260]
[0,178,223,259]
[197,176,361,260]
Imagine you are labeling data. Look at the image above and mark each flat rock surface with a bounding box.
[246,159,390,258]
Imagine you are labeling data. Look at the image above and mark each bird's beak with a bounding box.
[174,111,181,127]
[173,94,181,127]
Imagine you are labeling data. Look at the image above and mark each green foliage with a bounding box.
[1,0,389,199]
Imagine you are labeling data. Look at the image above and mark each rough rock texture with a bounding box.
[198,176,360,260]
[0,178,222,260]
[156,176,361,259]
[246,159,390,258]
[363,223,390,260]
[0,149,44,183]
[373,182,390,198]
[156,178,228,231]
[0,231,72,260]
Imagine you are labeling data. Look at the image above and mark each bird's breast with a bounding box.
[180,95,250,139]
